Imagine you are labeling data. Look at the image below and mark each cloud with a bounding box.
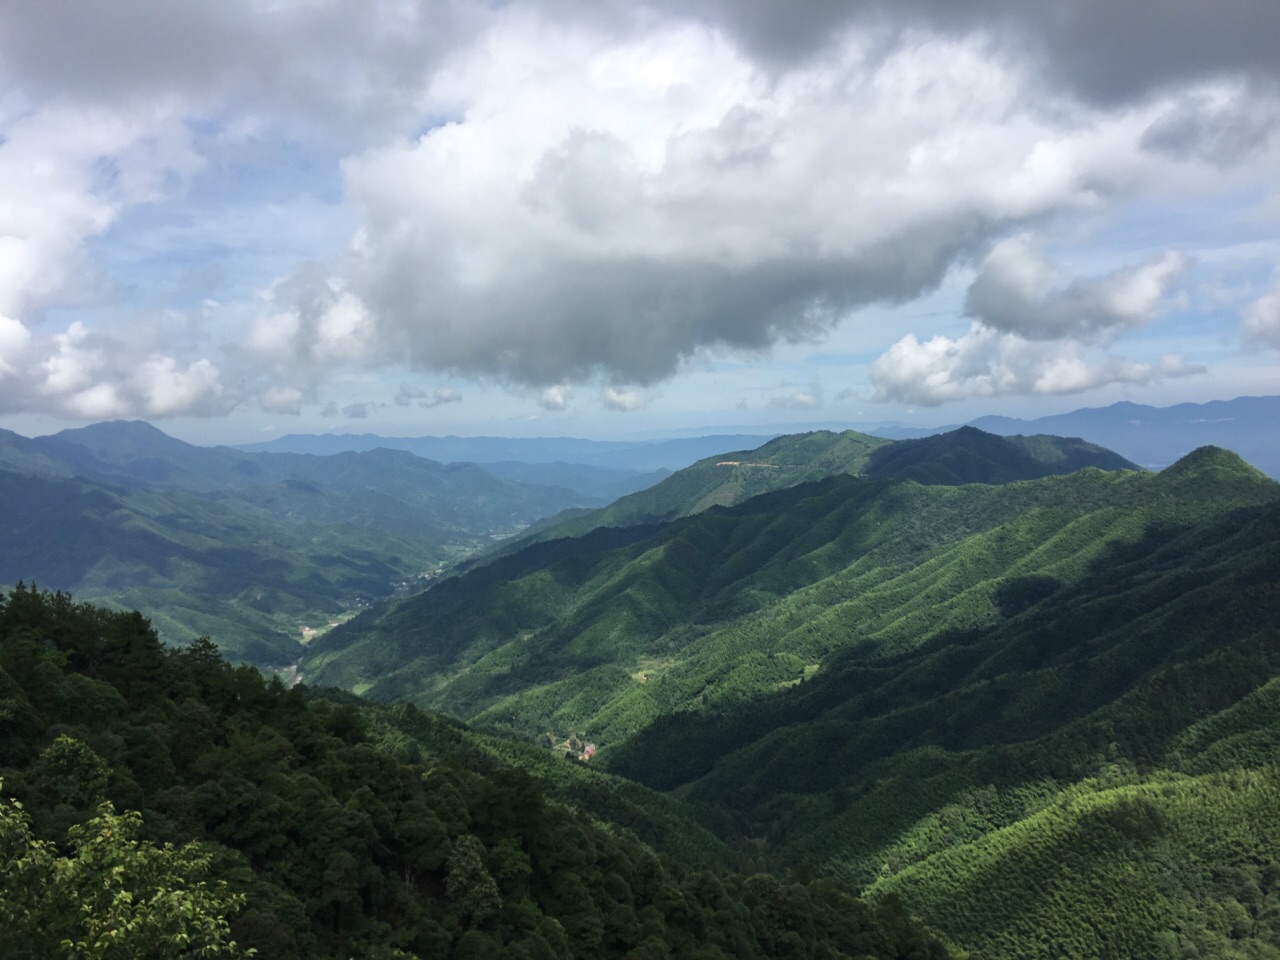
[870,322,1205,405]
[0,317,233,420]
[768,380,824,409]
[396,384,463,408]
[537,385,573,411]
[0,1,486,143]
[341,401,377,419]
[601,386,653,412]
[247,264,378,365]
[643,1,1280,105]
[965,236,1190,342]
[0,315,32,376]
[1243,280,1280,348]
[260,386,305,415]
[342,19,1213,389]
[2,2,1277,422]
[1140,87,1279,166]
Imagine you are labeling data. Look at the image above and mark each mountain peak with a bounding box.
[54,419,171,441]
[1158,446,1274,490]
[1164,445,1253,474]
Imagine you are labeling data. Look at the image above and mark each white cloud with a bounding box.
[0,315,32,377]
[538,385,573,411]
[396,384,463,408]
[768,380,824,409]
[132,356,226,416]
[1,3,1277,425]
[0,101,201,322]
[39,322,103,397]
[0,318,233,420]
[965,236,1190,342]
[62,382,128,420]
[261,386,305,415]
[1242,279,1280,348]
[340,21,1213,388]
[601,386,652,412]
[870,323,1205,406]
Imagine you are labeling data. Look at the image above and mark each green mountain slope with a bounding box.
[0,421,654,664]
[0,468,446,664]
[303,448,1229,735]
[0,586,952,959]
[862,425,1137,484]
[500,427,1136,552]
[305,448,1280,956]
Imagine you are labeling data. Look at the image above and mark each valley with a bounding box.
[2,409,1278,958]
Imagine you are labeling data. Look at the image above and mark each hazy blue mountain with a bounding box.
[0,421,662,663]
[9,420,595,526]
[967,395,1280,476]
[236,431,778,471]
[0,466,449,664]
[468,460,669,501]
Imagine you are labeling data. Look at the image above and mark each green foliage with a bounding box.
[306,447,1274,759]
[0,420,626,666]
[0,585,946,959]
[0,786,246,959]
[302,447,1280,957]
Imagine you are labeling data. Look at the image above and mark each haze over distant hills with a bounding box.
[0,417,1142,668]
[235,395,1280,479]
[966,395,1280,475]
[0,420,652,663]
[236,431,778,473]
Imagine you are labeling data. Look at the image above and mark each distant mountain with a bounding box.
[0,421,653,663]
[967,395,1280,476]
[464,460,669,502]
[499,427,1137,551]
[236,431,778,472]
[0,467,443,664]
[302,445,1258,738]
[862,426,1138,483]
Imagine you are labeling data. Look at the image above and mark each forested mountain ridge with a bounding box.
[622,471,1280,957]
[0,466,447,664]
[0,586,950,959]
[488,426,1137,555]
[302,445,1236,740]
[302,446,1280,956]
[0,421,650,665]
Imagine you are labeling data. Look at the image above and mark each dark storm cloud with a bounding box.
[648,0,1280,104]
[358,226,992,387]
[0,0,485,139]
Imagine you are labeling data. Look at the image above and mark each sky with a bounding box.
[1,0,1278,445]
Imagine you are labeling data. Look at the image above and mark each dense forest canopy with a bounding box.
[0,585,951,959]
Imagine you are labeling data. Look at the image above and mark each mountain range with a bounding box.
[3,405,1279,957]
[0,421,647,663]
[234,394,1280,478]
[302,442,1280,957]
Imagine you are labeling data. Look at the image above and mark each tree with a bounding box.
[0,783,247,959]
[446,834,501,927]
